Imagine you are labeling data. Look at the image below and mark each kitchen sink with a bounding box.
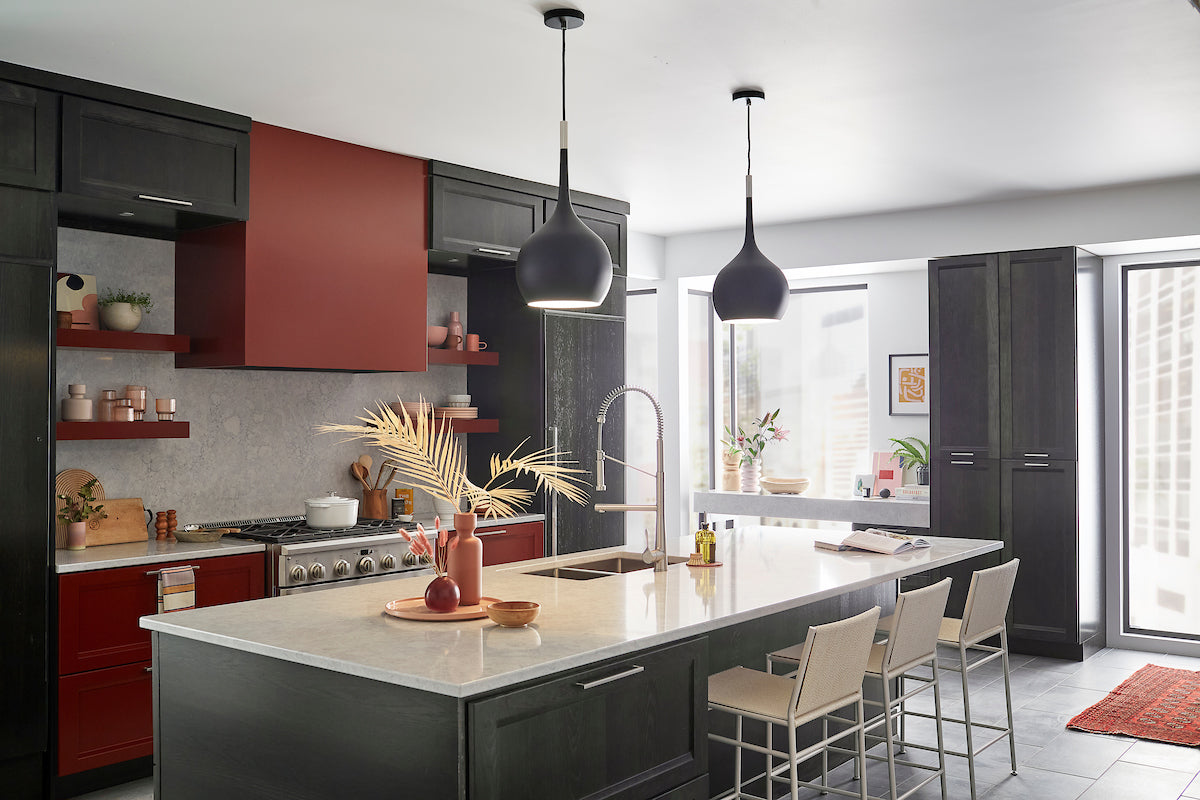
[524,553,690,580]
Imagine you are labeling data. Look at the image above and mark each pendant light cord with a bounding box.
[561,24,567,124]
[745,98,752,177]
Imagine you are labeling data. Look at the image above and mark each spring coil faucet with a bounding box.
[594,385,668,571]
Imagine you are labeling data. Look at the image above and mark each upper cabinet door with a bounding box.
[60,96,248,229]
[1000,247,1078,460]
[544,199,627,276]
[0,80,57,191]
[929,253,1000,459]
[429,176,542,260]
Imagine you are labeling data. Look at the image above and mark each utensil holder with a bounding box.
[361,489,388,520]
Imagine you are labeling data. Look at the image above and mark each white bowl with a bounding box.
[447,394,472,403]
[760,477,811,495]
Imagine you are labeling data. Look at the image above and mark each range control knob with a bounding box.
[401,552,420,567]
[380,554,397,571]
[358,556,376,574]
[333,559,350,578]
[289,565,307,583]
[308,563,326,581]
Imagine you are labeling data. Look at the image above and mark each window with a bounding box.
[625,289,659,545]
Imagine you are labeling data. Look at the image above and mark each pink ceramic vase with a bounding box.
[447,512,482,606]
[66,521,87,551]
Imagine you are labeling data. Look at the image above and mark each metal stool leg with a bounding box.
[857,698,869,800]
[1001,628,1018,776]
[882,672,898,800]
[932,659,948,800]
[959,643,978,800]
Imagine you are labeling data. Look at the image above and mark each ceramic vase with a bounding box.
[99,302,143,332]
[447,512,483,606]
[66,521,87,551]
[916,464,930,486]
[447,311,464,351]
[720,451,740,491]
[739,460,762,493]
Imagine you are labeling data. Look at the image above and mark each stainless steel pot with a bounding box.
[304,492,358,529]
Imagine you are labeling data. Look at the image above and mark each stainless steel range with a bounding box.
[199,517,434,596]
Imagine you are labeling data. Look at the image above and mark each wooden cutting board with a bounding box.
[86,498,149,546]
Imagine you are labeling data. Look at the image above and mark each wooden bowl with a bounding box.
[485,600,540,627]
[174,528,237,543]
[760,477,811,495]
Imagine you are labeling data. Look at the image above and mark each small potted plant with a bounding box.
[721,410,789,493]
[57,478,107,551]
[889,436,930,485]
[98,288,154,332]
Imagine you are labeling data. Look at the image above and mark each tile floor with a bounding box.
[71,646,1200,800]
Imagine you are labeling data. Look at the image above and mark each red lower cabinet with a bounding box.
[57,661,154,775]
[56,552,265,776]
[478,521,544,566]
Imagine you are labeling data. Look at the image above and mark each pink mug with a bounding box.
[466,334,488,352]
[444,334,462,349]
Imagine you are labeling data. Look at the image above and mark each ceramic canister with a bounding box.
[97,389,118,422]
[61,384,93,422]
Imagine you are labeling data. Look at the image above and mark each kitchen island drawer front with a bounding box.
[57,660,153,775]
[61,96,248,224]
[477,520,545,566]
[58,553,265,674]
[429,175,542,259]
[0,80,57,190]
[470,637,707,800]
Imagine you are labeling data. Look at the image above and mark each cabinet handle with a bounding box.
[475,529,507,537]
[1024,462,1050,468]
[474,247,512,257]
[576,665,644,690]
[950,460,974,466]
[145,565,201,576]
[1024,453,1049,458]
[144,666,153,673]
[950,452,974,457]
[137,194,194,207]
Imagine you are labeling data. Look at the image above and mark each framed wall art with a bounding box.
[889,353,929,416]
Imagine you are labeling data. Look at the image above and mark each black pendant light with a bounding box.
[712,89,789,324]
[515,8,613,309]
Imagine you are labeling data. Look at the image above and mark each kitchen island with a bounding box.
[141,527,1000,800]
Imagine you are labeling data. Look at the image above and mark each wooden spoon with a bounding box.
[358,454,373,473]
[350,463,371,490]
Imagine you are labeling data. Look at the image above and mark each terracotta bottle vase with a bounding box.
[447,311,464,351]
[66,521,87,551]
[448,512,483,606]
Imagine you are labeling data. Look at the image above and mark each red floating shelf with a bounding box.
[439,419,499,434]
[426,348,499,366]
[57,329,190,353]
[57,421,191,440]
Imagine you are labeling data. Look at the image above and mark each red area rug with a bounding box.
[1067,664,1200,746]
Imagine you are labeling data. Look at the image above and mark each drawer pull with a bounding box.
[576,665,644,690]
[950,460,974,466]
[144,666,153,673]
[1024,462,1050,468]
[950,452,974,457]
[145,565,201,576]
[475,529,507,537]
[1024,453,1049,458]
[137,193,194,207]
[474,247,513,257]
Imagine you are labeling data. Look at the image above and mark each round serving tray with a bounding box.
[384,596,501,622]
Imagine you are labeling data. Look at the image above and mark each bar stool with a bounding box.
[708,606,882,800]
[881,559,1020,800]
[769,578,953,800]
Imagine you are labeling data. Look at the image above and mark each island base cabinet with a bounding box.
[469,638,708,800]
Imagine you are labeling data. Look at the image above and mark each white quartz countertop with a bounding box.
[141,527,998,698]
[694,490,930,528]
[56,539,266,573]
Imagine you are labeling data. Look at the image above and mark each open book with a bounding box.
[814,528,931,555]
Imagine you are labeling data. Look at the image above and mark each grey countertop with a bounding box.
[141,526,1000,698]
[55,538,266,573]
[693,490,931,528]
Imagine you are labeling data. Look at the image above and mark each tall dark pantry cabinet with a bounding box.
[929,247,1104,660]
[0,79,56,794]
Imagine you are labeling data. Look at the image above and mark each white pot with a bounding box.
[305,492,359,529]
[99,302,143,332]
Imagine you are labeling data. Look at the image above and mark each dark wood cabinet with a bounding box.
[929,457,1000,617]
[0,80,56,190]
[59,96,248,232]
[469,637,707,800]
[429,175,542,260]
[0,184,55,264]
[1002,459,1083,652]
[999,247,1078,460]
[477,521,545,566]
[56,553,264,776]
[176,123,427,371]
[929,253,999,459]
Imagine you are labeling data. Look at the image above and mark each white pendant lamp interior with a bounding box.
[711,89,789,324]
[515,7,613,310]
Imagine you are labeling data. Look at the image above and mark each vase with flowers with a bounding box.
[401,521,460,611]
[722,410,788,494]
[318,399,589,606]
[56,477,107,551]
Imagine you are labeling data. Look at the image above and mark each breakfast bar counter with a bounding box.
[142,527,999,800]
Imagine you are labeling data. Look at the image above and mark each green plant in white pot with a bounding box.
[98,289,153,332]
[889,436,930,486]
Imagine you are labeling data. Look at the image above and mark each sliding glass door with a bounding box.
[1123,261,1200,640]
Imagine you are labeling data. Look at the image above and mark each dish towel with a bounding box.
[157,566,196,613]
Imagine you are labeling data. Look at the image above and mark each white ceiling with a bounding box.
[4,0,1200,236]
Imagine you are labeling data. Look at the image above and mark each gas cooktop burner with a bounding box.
[219,516,406,545]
